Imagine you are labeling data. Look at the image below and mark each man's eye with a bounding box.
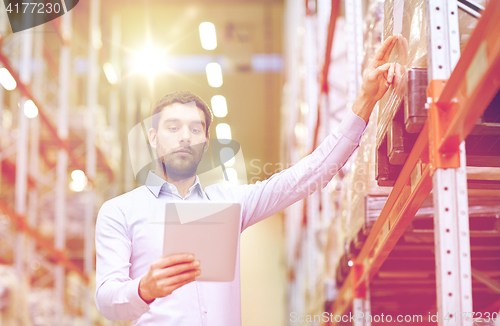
[168,126,178,131]
[191,128,201,133]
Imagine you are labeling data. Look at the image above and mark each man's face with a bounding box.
[149,103,209,180]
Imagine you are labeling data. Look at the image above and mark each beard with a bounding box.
[156,140,205,181]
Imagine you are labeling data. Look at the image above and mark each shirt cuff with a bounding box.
[338,108,368,143]
[126,277,152,314]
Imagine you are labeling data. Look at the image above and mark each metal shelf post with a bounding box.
[15,16,34,279]
[54,10,72,323]
[345,0,364,110]
[426,1,472,324]
[352,264,371,326]
[346,1,371,322]
[85,0,101,323]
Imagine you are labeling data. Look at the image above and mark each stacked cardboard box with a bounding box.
[377,0,486,149]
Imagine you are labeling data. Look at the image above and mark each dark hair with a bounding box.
[151,91,213,136]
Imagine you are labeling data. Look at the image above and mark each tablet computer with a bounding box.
[163,202,241,282]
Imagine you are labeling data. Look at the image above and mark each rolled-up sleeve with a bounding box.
[234,108,367,230]
[95,201,151,321]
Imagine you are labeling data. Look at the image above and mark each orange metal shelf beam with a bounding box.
[0,199,89,283]
[312,0,341,151]
[303,0,341,228]
[327,123,433,324]
[436,0,500,155]
[0,47,115,183]
[326,2,500,324]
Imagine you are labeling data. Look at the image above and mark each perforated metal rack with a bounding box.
[0,0,112,323]
[325,1,500,325]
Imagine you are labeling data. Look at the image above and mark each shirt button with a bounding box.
[203,308,208,313]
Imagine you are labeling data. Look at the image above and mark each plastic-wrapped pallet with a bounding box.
[343,0,392,245]
[0,265,32,326]
[335,169,353,285]
[377,0,487,148]
[324,175,344,280]
[333,0,391,286]
[361,0,385,74]
[345,107,392,248]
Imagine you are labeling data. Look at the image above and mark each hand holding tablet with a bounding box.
[138,253,201,304]
[163,202,241,282]
[138,202,241,303]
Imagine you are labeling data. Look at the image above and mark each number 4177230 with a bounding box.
[6,2,62,14]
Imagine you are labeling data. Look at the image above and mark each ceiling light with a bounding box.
[135,45,165,76]
[220,147,235,166]
[206,62,223,87]
[103,62,118,84]
[216,123,231,144]
[211,95,227,118]
[199,22,217,50]
[224,168,238,185]
[0,68,16,90]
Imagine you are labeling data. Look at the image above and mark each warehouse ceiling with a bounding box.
[70,0,284,186]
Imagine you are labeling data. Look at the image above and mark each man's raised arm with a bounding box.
[228,35,398,230]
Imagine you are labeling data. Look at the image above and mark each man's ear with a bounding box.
[203,136,210,153]
[148,128,157,149]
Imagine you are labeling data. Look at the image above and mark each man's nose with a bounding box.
[179,125,191,144]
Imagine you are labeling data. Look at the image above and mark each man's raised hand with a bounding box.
[360,34,399,102]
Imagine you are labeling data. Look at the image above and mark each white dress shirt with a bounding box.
[95,109,367,325]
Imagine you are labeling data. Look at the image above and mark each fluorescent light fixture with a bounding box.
[225,168,238,184]
[24,100,38,119]
[103,62,118,84]
[211,95,227,118]
[70,169,88,192]
[199,22,217,50]
[216,123,231,144]
[0,68,16,90]
[220,147,235,167]
[135,45,164,76]
[206,62,223,87]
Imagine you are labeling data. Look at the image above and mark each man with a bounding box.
[95,35,398,325]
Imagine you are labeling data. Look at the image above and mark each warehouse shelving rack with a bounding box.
[0,0,113,323]
[325,1,500,325]
[283,0,348,321]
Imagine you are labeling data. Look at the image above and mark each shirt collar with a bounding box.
[145,171,204,198]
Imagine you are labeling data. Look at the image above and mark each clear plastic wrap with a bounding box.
[376,0,486,148]
[377,0,426,148]
[0,264,32,326]
[361,0,385,73]
[336,0,392,252]
[337,171,352,257]
[344,107,392,243]
[324,175,343,280]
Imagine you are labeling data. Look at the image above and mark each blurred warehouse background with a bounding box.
[3,0,499,325]
[0,0,286,325]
